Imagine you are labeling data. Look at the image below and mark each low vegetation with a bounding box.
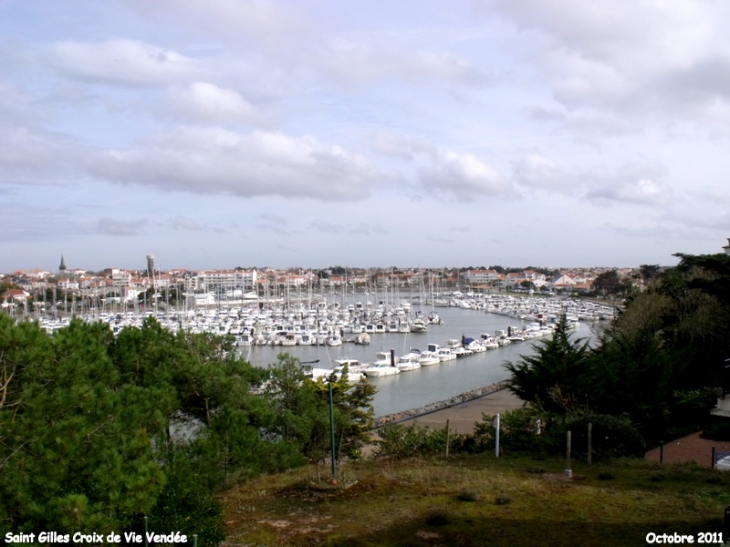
[220,452,730,546]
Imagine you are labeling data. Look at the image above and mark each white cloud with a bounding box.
[512,153,575,193]
[167,82,259,124]
[370,130,412,159]
[43,39,200,87]
[119,0,304,48]
[321,39,491,87]
[419,151,508,200]
[87,128,391,201]
[584,162,672,207]
[482,0,730,130]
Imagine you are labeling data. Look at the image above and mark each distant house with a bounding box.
[550,273,576,290]
[2,289,29,302]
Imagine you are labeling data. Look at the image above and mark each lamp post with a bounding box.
[329,380,337,482]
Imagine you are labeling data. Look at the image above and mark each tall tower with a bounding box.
[59,254,67,272]
[146,254,156,276]
[723,238,730,256]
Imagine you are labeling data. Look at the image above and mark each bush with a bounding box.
[494,494,512,505]
[375,423,468,459]
[544,414,646,460]
[457,489,479,502]
[474,408,547,454]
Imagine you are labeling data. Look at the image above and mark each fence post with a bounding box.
[712,446,716,470]
[495,413,500,458]
[445,419,450,458]
[659,441,664,464]
[565,430,572,478]
[587,422,592,466]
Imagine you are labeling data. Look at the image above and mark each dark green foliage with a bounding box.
[0,316,376,543]
[475,408,546,453]
[375,420,479,458]
[265,355,376,463]
[544,414,646,460]
[130,452,226,547]
[505,252,730,444]
[505,316,591,415]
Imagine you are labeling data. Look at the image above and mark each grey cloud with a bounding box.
[0,202,86,242]
[257,213,287,225]
[348,223,388,236]
[97,217,150,236]
[169,216,204,231]
[86,128,391,202]
[311,219,343,233]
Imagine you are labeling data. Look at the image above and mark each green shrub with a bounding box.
[457,489,479,502]
[494,494,512,505]
[375,423,469,459]
[544,414,646,460]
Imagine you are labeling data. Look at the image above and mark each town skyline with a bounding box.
[2,1,730,271]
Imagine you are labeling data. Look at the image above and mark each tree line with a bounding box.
[0,318,375,545]
[506,251,730,447]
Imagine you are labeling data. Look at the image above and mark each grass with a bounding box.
[218,454,730,546]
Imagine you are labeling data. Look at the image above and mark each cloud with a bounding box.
[167,82,259,124]
[511,151,672,207]
[419,151,508,200]
[169,216,204,231]
[0,202,85,242]
[0,126,78,185]
[370,130,412,159]
[321,40,491,87]
[86,128,391,201]
[257,213,287,225]
[97,217,150,236]
[43,39,200,87]
[584,162,672,207]
[481,0,730,131]
[119,0,305,48]
[311,219,343,233]
[348,223,388,236]
[512,153,575,193]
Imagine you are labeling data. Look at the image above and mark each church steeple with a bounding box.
[59,254,67,272]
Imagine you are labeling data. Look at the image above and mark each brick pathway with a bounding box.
[645,432,730,468]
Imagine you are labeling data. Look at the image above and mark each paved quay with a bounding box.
[373,383,525,435]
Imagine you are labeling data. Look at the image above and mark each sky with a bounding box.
[1,0,730,272]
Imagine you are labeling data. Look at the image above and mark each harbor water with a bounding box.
[240,306,598,417]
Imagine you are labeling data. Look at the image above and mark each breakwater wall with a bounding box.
[372,380,511,429]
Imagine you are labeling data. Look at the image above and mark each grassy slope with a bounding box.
[219,454,730,546]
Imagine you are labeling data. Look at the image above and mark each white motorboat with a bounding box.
[418,351,441,366]
[396,350,422,372]
[437,348,456,362]
[363,351,400,377]
[363,362,400,377]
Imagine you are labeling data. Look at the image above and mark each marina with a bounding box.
[31,292,610,417]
